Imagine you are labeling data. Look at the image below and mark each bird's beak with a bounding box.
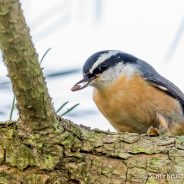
[71,77,95,91]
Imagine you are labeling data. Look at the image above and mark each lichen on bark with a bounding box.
[0,120,184,183]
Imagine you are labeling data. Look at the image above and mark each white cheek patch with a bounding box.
[89,50,119,74]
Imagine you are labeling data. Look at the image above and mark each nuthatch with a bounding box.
[71,50,184,135]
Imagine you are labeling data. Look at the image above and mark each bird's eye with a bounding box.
[99,64,107,71]
[93,68,100,75]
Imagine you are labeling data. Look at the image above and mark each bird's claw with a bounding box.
[147,126,160,136]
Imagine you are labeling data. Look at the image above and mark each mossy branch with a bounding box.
[0,0,58,131]
[0,120,184,183]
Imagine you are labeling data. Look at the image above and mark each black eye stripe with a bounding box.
[96,55,122,72]
[83,51,138,79]
[93,68,100,75]
[85,55,122,77]
[99,63,108,70]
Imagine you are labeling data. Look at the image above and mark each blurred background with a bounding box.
[0,0,184,131]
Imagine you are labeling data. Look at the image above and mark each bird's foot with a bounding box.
[147,126,160,136]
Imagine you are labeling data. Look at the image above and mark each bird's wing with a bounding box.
[146,76,184,106]
[137,59,184,111]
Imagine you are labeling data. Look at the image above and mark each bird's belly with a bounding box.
[93,75,182,133]
[93,89,151,133]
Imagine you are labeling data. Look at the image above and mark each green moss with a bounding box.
[38,154,60,170]
[0,172,13,184]
[1,120,184,183]
[147,156,171,173]
[132,145,152,154]
[114,149,131,159]
[6,144,34,170]
[0,128,14,140]
[59,131,75,147]
[175,136,184,149]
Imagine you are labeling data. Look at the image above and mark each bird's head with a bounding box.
[71,50,138,91]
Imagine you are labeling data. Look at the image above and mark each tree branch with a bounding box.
[0,120,184,183]
[0,0,58,131]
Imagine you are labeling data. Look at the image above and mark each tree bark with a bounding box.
[0,1,184,184]
[0,0,58,131]
[0,120,184,184]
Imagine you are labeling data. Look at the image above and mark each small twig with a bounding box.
[9,96,15,121]
[56,101,69,113]
[0,81,10,86]
[60,103,79,116]
[40,48,51,65]
[165,17,184,61]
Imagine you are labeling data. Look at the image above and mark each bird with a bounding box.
[71,50,184,135]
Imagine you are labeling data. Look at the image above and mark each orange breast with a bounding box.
[93,75,182,133]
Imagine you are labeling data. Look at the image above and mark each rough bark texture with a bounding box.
[0,0,58,131]
[0,120,184,184]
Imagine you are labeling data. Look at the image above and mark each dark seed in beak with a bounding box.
[71,84,83,91]
[71,77,95,92]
